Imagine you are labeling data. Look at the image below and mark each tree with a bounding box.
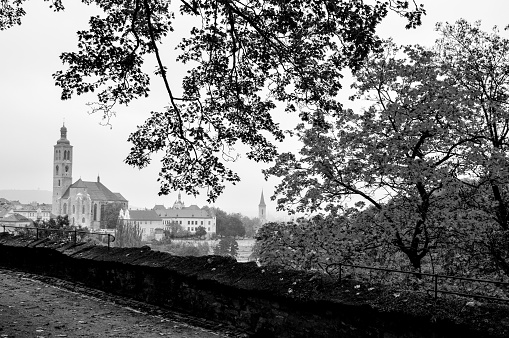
[195,225,206,238]
[434,20,509,276]
[100,203,123,229]
[115,219,143,247]
[239,215,261,238]
[214,236,238,258]
[165,220,189,238]
[1,0,424,202]
[267,20,509,277]
[214,208,245,237]
[266,42,462,270]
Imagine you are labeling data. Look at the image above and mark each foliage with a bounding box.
[213,236,238,258]
[115,219,142,248]
[266,41,459,270]
[433,20,509,276]
[100,203,123,229]
[0,0,424,202]
[157,240,210,257]
[262,20,509,287]
[31,215,91,242]
[164,221,192,239]
[239,215,261,238]
[195,225,206,238]
[214,208,245,237]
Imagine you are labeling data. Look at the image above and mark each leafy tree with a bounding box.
[214,236,238,258]
[195,225,206,238]
[214,208,245,237]
[1,0,424,202]
[115,219,143,247]
[267,20,509,277]
[100,203,123,229]
[165,221,191,238]
[434,20,509,276]
[266,42,460,270]
[239,215,261,238]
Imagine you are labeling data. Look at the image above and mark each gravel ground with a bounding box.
[0,269,246,338]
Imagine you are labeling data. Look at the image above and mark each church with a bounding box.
[51,124,128,229]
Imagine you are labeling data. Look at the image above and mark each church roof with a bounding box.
[154,207,213,219]
[129,209,161,221]
[153,204,166,210]
[56,123,70,145]
[114,193,126,201]
[61,179,127,202]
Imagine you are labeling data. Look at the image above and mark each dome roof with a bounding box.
[57,123,70,145]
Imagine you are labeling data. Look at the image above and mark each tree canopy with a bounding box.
[266,20,509,273]
[1,0,424,202]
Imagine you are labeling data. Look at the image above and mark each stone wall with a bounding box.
[0,234,505,338]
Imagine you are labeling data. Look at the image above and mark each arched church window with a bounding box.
[63,150,66,160]
[82,205,85,214]
[55,150,58,160]
[65,165,69,173]
[82,217,85,224]
[56,165,59,175]
[63,203,67,214]
[93,204,97,221]
[58,179,60,187]
[72,205,75,214]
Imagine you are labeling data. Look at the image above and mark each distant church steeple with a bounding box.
[52,123,73,216]
[258,190,267,224]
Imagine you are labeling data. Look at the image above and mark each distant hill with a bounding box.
[0,190,52,204]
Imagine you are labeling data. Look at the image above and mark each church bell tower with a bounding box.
[52,124,73,215]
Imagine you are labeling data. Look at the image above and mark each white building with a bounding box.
[154,193,216,237]
[3,203,52,222]
[125,209,163,241]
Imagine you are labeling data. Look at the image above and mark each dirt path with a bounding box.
[0,269,245,338]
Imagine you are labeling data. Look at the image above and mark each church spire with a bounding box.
[259,190,266,207]
[258,190,267,225]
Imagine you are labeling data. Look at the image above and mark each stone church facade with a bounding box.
[51,124,127,229]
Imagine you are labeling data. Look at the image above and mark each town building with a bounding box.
[51,124,128,229]
[0,201,52,222]
[153,192,216,237]
[125,209,163,241]
[9,203,52,222]
[0,213,32,229]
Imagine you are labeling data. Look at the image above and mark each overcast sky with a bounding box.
[0,1,508,219]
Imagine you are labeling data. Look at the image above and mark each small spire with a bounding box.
[97,174,100,183]
[178,191,182,202]
[259,190,266,207]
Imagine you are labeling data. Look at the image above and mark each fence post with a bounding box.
[107,234,111,250]
[73,229,77,245]
[36,227,39,240]
[434,274,438,299]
